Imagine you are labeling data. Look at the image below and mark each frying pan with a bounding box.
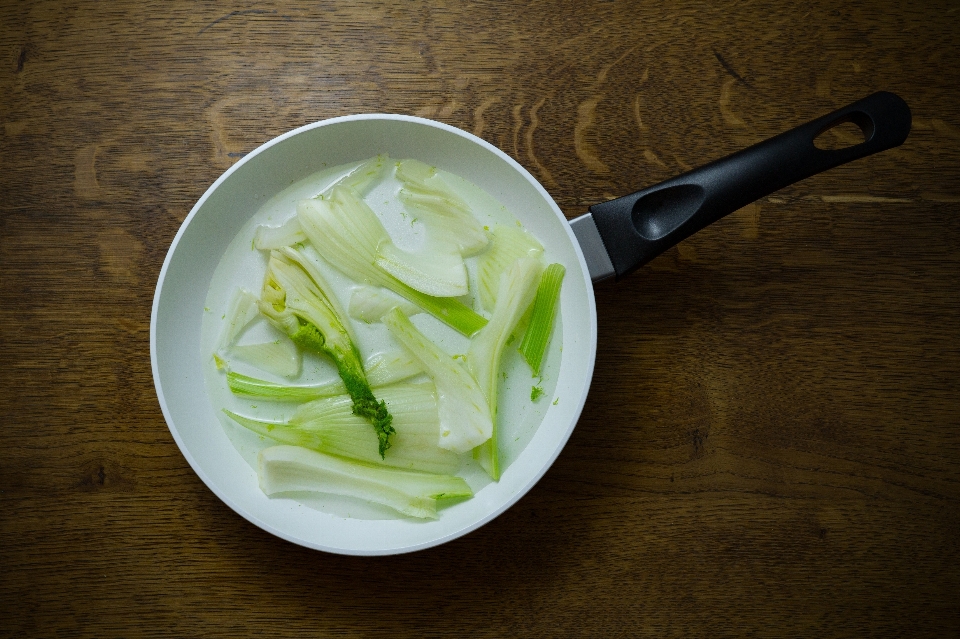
[151,92,911,555]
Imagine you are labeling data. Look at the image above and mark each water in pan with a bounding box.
[199,158,563,520]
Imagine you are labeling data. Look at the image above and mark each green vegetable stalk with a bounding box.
[226,371,342,402]
[519,263,565,377]
[468,257,543,480]
[258,246,394,457]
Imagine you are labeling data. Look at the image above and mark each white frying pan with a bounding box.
[151,92,910,555]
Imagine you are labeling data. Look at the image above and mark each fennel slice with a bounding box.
[348,286,423,323]
[468,257,544,480]
[375,239,469,298]
[253,216,307,251]
[383,307,492,454]
[298,187,487,336]
[258,445,471,519]
[228,338,302,379]
[477,224,544,312]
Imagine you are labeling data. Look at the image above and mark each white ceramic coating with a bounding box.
[150,115,598,555]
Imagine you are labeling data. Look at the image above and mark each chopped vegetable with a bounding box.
[214,287,303,377]
[297,187,487,335]
[395,159,488,256]
[468,257,543,479]
[530,385,544,402]
[229,338,301,378]
[258,246,394,456]
[320,184,468,297]
[224,383,459,474]
[225,349,423,401]
[362,349,425,386]
[519,263,565,377]
[251,155,390,251]
[227,371,342,402]
[348,285,422,323]
[383,307,493,454]
[376,238,468,297]
[217,288,261,350]
[253,216,307,251]
[317,154,389,199]
[477,225,544,311]
[258,445,472,519]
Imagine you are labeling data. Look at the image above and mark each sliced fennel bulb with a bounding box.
[321,184,468,297]
[258,445,471,519]
[215,287,303,377]
[348,285,422,323]
[376,239,468,297]
[364,349,424,386]
[225,383,459,474]
[468,257,544,480]
[395,159,488,256]
[217,288,260,350]
[253,216,306,250]
[227,371,343,402]
[383,307,492,454]
[226,349,423,401]
[297,187,486,335]
[318,153,389,199]
[229,339,301,378]
[251,155,389,251]
[258,246,394,456]
[477,225,544,312]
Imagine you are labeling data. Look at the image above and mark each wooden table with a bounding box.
[3,1,958,635]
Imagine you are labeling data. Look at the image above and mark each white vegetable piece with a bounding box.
[258,445,472,520]
[383,307,492,454]
[375,238,468,297]
[226,383,458,474]
[296,185,487,336]
[290,383,459,474]
[275,244,359,345]
[216,287,260,351]
[296,190,388,285]
[318,153,389,199]
[468,257,544,479]
[253,216,307,251]
[225,349,422,401]
[395,159,488,256]
[251,155,390,251]
[477,224,544,312]
[215,287,303,377]
[363,349,424,387]
[229,338,301,378]
[348,285,423,323]
[298,186,470,298]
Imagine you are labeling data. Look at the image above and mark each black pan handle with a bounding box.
[588,91,912,279]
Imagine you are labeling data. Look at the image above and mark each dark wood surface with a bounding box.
[2,1,959,636]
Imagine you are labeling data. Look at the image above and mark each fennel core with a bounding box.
[259,247,395,457]
[290,321,394,456]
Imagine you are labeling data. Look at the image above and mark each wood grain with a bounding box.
[2,0,959,636]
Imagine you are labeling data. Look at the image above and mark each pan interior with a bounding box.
[151,115,597,554]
